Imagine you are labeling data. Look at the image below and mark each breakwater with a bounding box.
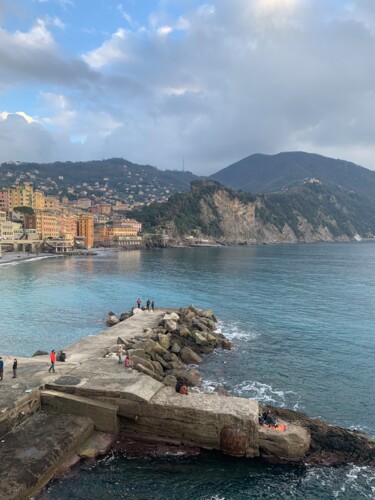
[0,307,373,500]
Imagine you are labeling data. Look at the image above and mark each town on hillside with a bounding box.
[0,182,143,253]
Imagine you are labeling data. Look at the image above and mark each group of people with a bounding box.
[259,408,278,427]
[136,298,155,311]
[0,357,18,379]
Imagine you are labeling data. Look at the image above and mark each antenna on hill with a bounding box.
[182,156,185,172]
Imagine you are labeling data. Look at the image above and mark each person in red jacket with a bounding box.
[48,350,56,373]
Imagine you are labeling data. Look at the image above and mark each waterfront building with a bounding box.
[0,221,23,240]
[94,223,142,248]
[24,211,59,239]
[0,211,6,223]
[77,214,94,248]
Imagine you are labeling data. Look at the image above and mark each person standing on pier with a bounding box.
[146,299,151,311]
[137,298,141,309]
[48,350,56,373]
[151,300,155,312]
[0,357,3,380]
[12,359,17,378]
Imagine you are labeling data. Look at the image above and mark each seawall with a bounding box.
[0,308,373,499]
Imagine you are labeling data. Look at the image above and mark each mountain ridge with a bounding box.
[210,151,375,197]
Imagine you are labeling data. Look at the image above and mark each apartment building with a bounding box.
[77,214,94,248]
[0,221,23,240]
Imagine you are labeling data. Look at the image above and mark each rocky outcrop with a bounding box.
[104,305,233,388]
[106,312,119,326]
[266,406,375,466]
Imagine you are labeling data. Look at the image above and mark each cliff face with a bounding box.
[139,180,375,245]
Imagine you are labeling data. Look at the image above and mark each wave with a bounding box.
[231,380,298,407]
[0,255,57,267]
[216,320,260,342]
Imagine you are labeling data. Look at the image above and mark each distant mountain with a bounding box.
[0,158,198,204]
[210,151,375,198]
[133,179,375,244]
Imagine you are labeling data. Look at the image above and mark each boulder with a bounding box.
[131,356,155,373]
[179,325,191,338]
[151,361,164,376]
[258,423,311,460]
[163,312,180,322]
[158,333,171,350]
[202,310,217,321]
[32,350,49,357]
[119,312,131,322]
[220,339,233,350]
[154,354,171,370]
[206,333,219,346]
[169,360,185,370]
[106,313,119,326]
[164,320,178,332]
[180,347,203,365]
[192,320,209,332]
[135,364,164,382]
[191,331,209,346]
[128,349,146,360]
[171,343,181,354]
[214,386,229,397]
[169,368,202,387]
[162,375,178,387]
[132,307,142,315]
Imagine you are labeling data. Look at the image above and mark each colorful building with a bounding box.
[77,214,94,248]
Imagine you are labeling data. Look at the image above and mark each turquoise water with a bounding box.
[1,244,374,498]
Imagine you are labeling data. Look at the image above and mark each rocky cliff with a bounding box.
[137,180,375,245]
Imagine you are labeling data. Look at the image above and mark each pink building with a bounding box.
[0,190,9,212]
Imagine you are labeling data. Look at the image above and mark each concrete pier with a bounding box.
[0,309,310,499]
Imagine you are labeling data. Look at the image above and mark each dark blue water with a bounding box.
[1,244,374,498]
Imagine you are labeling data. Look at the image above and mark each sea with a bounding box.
[0,243,374,499]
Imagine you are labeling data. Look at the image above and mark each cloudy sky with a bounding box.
[1,0,375,174]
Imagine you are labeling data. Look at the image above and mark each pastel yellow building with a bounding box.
[33,191,45,210]
[9,183,34,209]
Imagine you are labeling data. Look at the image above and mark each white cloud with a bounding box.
[2,0,375,173]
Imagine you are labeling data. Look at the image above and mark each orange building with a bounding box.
[58,214,77,242]
[24,211,59,239]
[77,214,94,248]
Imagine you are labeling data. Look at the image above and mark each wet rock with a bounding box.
[119,312,131,322]
[214,386,229,397]
[106,313,119,326]
[180,347,203,365]
[169,360,185,370]
[202,310,217,321]
[32,350,48,357]
[220,339,233,350]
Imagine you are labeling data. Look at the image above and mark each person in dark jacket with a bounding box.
[146,299,151,311]
[151,300,155,312]
[12,359,17,378]
[0,357,3,380]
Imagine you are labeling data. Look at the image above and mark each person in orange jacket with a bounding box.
[48,350,56,373]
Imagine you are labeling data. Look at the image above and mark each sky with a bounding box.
[1,0,375,174]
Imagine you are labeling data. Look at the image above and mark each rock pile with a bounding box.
[107,305,233,388]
